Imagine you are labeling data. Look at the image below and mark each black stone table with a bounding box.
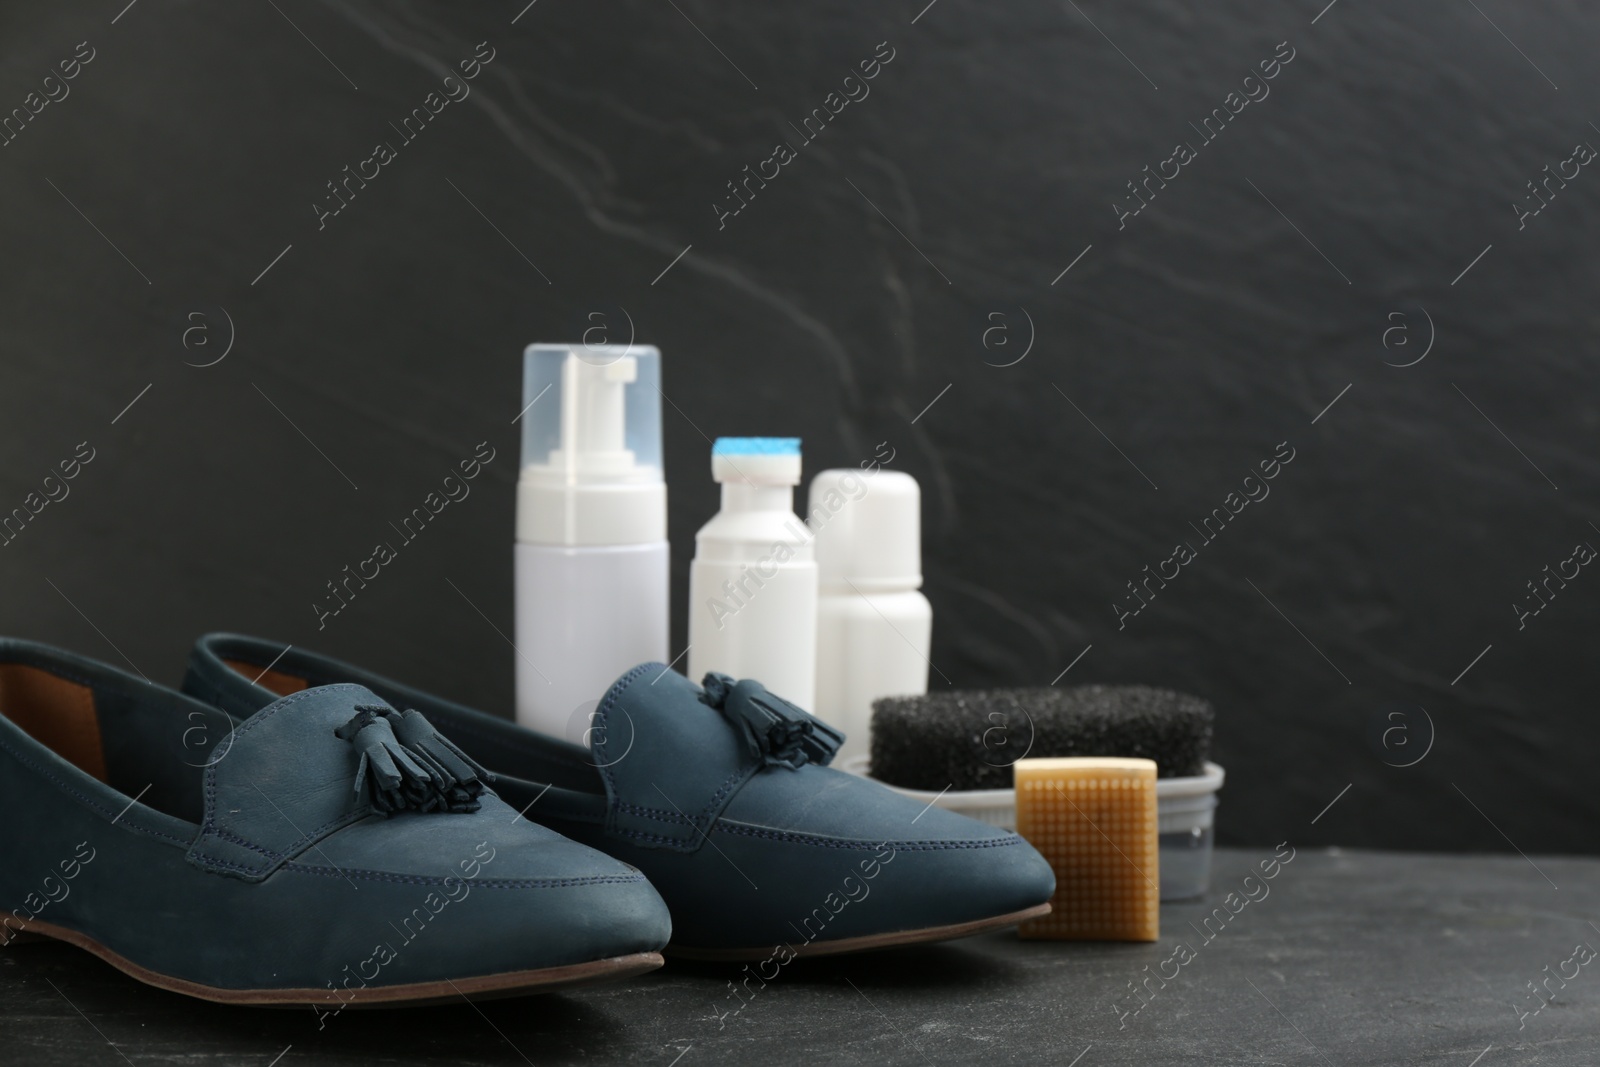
[3,848,1596,1066]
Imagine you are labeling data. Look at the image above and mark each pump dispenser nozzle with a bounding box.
[517,345,664,546]
[552,353,638,480]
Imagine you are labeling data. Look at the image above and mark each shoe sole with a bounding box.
[9,917,663,1006]
[666,902,1052,961]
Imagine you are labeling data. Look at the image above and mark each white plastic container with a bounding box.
[810,469,932,762]
[514,344,669,736]
[843,756,1225,901]
[687,438,817,709]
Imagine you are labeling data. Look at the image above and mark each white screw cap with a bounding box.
[808,468,923,592]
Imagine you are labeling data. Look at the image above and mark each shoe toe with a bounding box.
[297,797,671,981]
[881,823,1057,926]
[636,771,1055,951]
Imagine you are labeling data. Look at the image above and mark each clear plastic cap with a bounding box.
[521,344,662,486]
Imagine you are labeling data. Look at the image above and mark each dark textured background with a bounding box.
[2,0,1596,854]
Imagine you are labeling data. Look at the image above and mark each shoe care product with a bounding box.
[809,468,931,762]
[865,684,1221,900]
[1015,757,1159,941]
[871,684,1212,790]
[514,344,668,735]
[687,438,817,709]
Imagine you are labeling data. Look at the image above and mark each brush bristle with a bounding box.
[869,685,1213,792]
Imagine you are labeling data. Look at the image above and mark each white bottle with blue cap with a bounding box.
[687,438,818,709]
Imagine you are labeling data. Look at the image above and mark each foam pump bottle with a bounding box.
[687,438,818,709]
[515,344,668,736]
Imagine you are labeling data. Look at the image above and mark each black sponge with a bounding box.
[869,685,1214,792]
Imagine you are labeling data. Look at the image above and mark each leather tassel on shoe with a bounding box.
[335,707,440,814]
[700,672,845,771]
[381,707,494,814]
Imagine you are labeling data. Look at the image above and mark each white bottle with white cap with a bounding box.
[809,468,932,762]
[687,438,818,709]
[514,343,669,736]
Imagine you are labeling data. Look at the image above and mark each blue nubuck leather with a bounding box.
[0,638,669,1006]
[186,634,1056,959]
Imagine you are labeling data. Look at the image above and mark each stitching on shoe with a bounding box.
[615,801,694,825]
[189,851,273,875]
[0,733,192,847]
[592,662,654,806]
[713,822,1025,851]
[197,802,369,871]
[612,826,710,847]
[612,780,747,842]
[593,665,756,846]
[197,684,374,865]
[212,826,281,860]
[692,772,748,826]
[612,820,1024,852]
[280,863,646,889]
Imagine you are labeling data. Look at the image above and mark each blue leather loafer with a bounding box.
[186,635,1055,959]
[0,639,669,1006]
